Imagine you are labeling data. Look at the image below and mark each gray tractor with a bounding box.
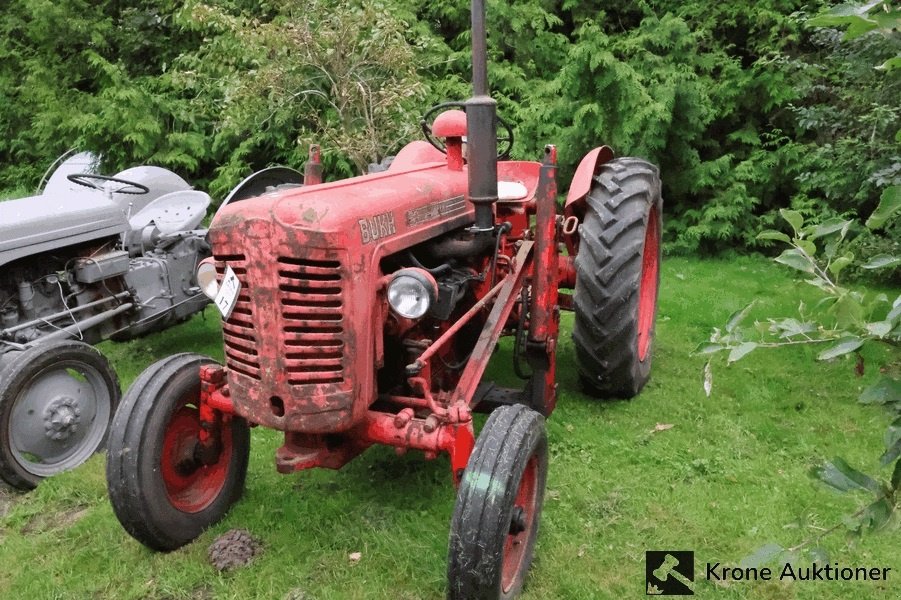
[0,152,303,489]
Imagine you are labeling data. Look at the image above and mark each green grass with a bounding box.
[1,256,898,599]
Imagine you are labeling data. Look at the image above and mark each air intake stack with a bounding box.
[466,0,499,233]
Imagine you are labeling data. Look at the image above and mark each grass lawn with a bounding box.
[0,255,897,599]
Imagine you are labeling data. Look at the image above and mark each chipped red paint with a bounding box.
[526,148,560,414]
[160,393,234,513]
[387,140,445,172]
[562,145,615,255]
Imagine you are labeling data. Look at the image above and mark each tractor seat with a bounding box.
[129,190,211,234]
[497,181,528,201]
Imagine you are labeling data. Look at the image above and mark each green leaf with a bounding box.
[892,459,901,491]
[797,240,817,257]
[861,254,901,270]
[866,321,893,338]
[726,301,755,333]
[828,255,854,279]
[693,342,725,355]
[860,498,893,532]
[876,56,901,72]
[881,418,901,466]
[739,542,784,569]
[889,296,901,322]
[757,230,791,243]
[728,342,758,363]
[780,209,804,235]
[775,248,815,274]
[812,457,881,493]
[809,218,853,240]
[774,318,816,338]
[859,376,901,405]
[865,186,901,230]
[886,417,901,450]
[829,294,864,330]
[882,436,901,467]
[817,337,864,361]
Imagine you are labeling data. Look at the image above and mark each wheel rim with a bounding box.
[501,455,539,593]
[636,206,660,361]
[8,360,111,477]
[160,395,233,513]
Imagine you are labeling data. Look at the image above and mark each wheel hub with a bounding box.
[509,506,527,535]
[43,396,82,440]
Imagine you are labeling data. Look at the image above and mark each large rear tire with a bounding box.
[0,341,120,489]
[448,404,548,599]
[106,354,250,551]
[572,157,662,399]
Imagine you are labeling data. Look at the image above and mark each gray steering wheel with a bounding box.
[67,173,149,195]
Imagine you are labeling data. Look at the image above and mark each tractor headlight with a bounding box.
[387,268,438,320]
[196,258,220,300]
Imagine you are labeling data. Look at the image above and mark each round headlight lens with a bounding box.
[387,270,436,319]
[196,259,220,300]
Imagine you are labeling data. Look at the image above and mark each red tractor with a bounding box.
[106,2,662,597]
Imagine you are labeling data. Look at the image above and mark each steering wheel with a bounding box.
[67,173,150,195]
[420,101,514,159]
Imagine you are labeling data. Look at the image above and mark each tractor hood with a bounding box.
[213,161,473,250]
[0,192,127,268]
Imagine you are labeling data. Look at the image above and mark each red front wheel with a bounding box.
[448,404,548,599]
[106,354,250,551]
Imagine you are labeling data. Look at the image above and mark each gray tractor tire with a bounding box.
[0,341,120,489]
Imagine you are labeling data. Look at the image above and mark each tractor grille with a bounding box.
[277,256,345,385]
[215,254,262,381]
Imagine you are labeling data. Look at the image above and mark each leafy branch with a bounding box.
[699,184,900,565]
[698,186,901,370]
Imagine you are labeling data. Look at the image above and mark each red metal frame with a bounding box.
[193,120,592,486]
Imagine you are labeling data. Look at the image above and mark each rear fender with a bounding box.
[564,146,614,220]
[213,166,304,223]
[563,146,614,254]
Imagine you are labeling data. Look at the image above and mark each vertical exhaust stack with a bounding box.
[466,0,498,233]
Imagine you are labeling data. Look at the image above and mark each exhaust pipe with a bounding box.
[466,0,498,234]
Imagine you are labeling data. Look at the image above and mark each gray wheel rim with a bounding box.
[8,359,111,477]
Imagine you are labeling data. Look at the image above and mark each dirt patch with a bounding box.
[20,505,90,535]
[0,481,22,519]
[208,528,263,571]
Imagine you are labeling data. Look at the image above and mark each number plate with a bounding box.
[214,266,242,319]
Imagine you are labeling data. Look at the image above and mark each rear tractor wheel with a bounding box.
[0,340,120,489]
[106,354,250,551]
[448,404,548,599]
[572,157,663,399]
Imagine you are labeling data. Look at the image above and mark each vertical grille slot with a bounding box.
[278,257,345,385]
[215,254,261,380]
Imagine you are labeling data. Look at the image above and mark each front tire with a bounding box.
[448,404,548,599]
[106,354,250,551]
[572,157,663,398]
[0,341,120,489]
